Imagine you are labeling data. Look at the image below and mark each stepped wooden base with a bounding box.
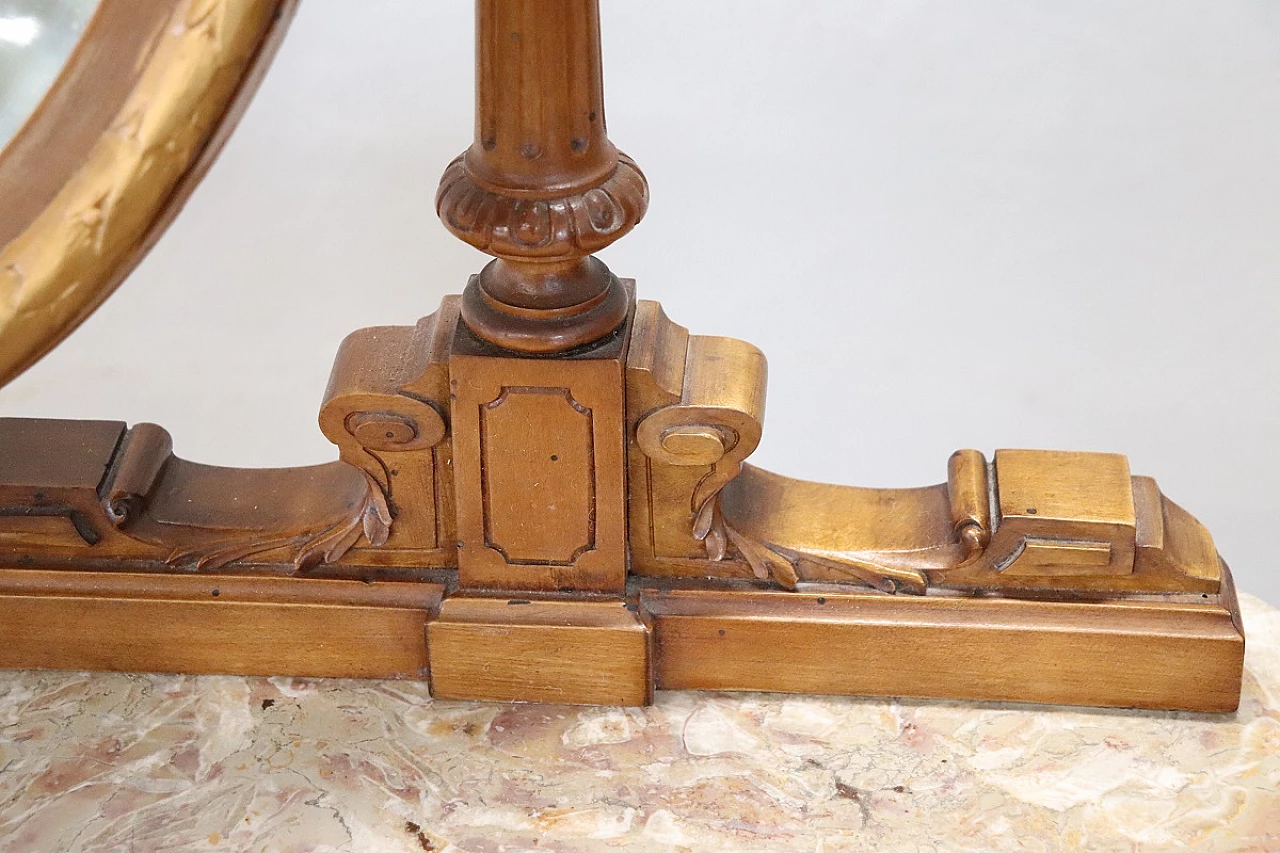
[0,293,1249,713]
[0,568,1244,712]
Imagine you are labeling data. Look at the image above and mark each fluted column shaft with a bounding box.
[436,0,648,353]
[467,0,615,195]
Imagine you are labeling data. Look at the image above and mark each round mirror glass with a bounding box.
[0,0,99,148]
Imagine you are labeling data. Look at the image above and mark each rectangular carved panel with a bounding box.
[451,321,629,593]
[480,387,595,565]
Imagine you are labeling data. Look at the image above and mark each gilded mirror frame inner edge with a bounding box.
[0,0,299,388]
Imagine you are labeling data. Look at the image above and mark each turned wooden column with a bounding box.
[436,0,648,353]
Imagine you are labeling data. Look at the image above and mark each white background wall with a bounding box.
[3,1,1276,604]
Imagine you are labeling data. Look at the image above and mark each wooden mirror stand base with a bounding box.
[0,0,1244,712]
[0,289,1245,712]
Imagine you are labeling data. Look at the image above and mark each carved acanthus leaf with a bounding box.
[723,521,800,589]
[164,472,390,573]
[695,495,929,595]
[792,552,929,596]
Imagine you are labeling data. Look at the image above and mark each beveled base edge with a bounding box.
[0,569,442,680]
[641,587,1246,713]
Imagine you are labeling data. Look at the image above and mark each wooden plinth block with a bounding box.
[449,312,631,594]
[642,588,1245,713]
[427,597,652,706]
[0,570,442,680]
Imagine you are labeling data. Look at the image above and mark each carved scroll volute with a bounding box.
[319,302,460,564]
[635,336,767,508]
[102,422,173,528]
[627,301,767,576]
[947,448,992,561]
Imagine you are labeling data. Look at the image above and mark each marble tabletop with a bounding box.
[1,593,1277,853]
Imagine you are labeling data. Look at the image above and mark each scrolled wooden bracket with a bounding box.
[317,299,460,570]
[629,302,768,575]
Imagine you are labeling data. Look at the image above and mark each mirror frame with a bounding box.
[0,0,298,387]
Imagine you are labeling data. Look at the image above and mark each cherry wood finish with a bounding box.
[0,0,1246,710]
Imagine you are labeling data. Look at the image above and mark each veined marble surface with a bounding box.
[1,594,1277,853]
